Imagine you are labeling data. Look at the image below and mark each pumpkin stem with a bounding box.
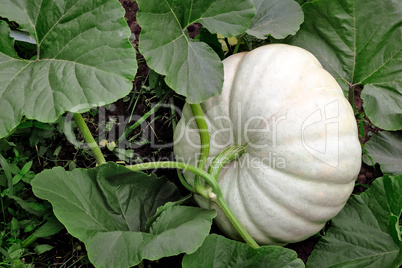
[208,144,246,180]
[73,113,106,165]
[215,196,260,249]
[190,104,211,197]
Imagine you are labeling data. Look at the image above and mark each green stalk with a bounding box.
[21,233,38,248]
[127,161,217,197]
[0,154,13,194]
[215,196,259,249]
[169,96,177,131]
[190,104,211,197]
[233,33,245,54]
[126,161,259,249]
[206,144,259,248]
[73,113,106,165]
[208,144,246,180]
[177,170,196,193]
[170,97,195,193]
[0,195,5,230]
[118,93,169,145]
[0,246,14,265]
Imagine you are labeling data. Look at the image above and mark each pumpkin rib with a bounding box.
[244,164,341,221]
[235,166,324,244]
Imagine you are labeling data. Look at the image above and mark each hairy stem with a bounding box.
[170,97,195,193]
[0,247,14,264]
[127,161,217,198]
[190,103,211,197]
[0,154,13,194]
[208,144,246,180]
[169,96,177,131]
[233,33,245,54]
[21,233,38,248]
[73,113,106,165]
[215,196,259,249]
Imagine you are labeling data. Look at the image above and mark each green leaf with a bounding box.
[32,162,219,267]
[31,162,181,240]
[145,194,192,231]
[20,161,32,175]
[196,28,225,60]
[182,234,305,268]
[0,0,137,139]
[0,154,13,190]
[287,0,402,130]
[0,21,18,57]
[6,194,44,216]
[247,0,303,39]
[31,217,64,238]
[34,244,53,255]
[12,174,23,185]
[307,175,402,267]
[136,0,255,103]
[8,244,25,260]
[383,175,402,245]
[363,131,402,176]
[295,0,308,5]
[86,206,216,268]
[10,217,20,235]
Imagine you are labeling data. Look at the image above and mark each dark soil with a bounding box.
[352,86,383,193]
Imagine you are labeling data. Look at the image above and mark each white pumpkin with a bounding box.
[173,44,361,245]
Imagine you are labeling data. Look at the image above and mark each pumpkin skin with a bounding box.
[173,44,361,245]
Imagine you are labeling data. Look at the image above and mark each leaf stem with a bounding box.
[189,104,210,197]
[169,96,177,131]
[73,113,106,165]
[169,97,195,192]
[21,233,38,248]
[233,33,245,54]
[0,154,13,194]
[127,161,217,195]
[215,196,259,249]
[126,161,259,249]
[0,246,14,265]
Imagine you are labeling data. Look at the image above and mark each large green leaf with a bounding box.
[136,0,255,103]
[0,21,18,57]
[307,175,402,267]
[31,162,216,267]
[363,131,402,176]
[247,0,303,39]
[0,0,137,139]
[31,162,181,240]
[182,234,304,268]
[86,206,216,267]
[287,0,402,130]
[31,217,64,238]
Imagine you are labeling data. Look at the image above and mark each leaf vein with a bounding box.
[358,48,401,84]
